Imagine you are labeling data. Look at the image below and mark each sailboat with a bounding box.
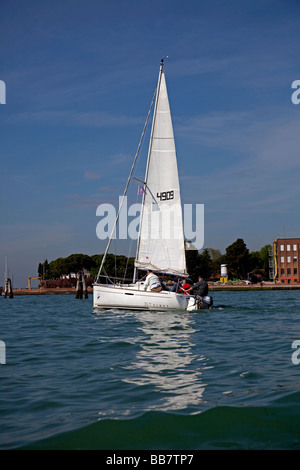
[93,59,197,311]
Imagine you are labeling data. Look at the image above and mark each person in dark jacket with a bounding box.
[192,275,208,297]
[191,275,213,309]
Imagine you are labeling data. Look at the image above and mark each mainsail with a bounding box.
[134,71,187,276]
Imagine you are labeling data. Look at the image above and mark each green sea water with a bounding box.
[0,290,300,450]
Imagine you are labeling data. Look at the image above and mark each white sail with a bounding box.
[134,72,187,276]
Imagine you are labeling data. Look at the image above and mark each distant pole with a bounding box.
[4,278,13,298]
[76,271,83,299]
[76,271,88,299]
[82,272,88,299]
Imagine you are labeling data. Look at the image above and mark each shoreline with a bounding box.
[5,287,93,296]
[3,284,300,295]
[210,285,300,291]
[211,281,300,291]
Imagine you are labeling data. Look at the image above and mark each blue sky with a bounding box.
[1,0,300,287]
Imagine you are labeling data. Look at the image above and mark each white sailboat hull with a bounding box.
[93,283,190,311]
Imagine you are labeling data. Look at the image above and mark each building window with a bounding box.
[294,268,298,275]
[287,268,291,275]
[281,268,284,275]
[293,256,297,263]
[280,244,284,251]
[287,256,291,263]
[281,256,284,263]
[293,244,297,251]
[287,244,291,251]
[288,279,291,284]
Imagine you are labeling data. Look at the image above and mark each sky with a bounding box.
[1,0,300,287]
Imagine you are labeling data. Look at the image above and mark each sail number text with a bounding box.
[156,190,174,201]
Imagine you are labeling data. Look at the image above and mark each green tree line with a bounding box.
[38,239,271,284]
[186,239,271,282]
[38,253,135,282]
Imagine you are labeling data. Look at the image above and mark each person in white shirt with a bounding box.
[143,270,162,292]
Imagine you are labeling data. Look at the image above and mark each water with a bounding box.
[0,290,300,450]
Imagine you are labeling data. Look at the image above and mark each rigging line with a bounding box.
[96,83,158,282]
[123,183,140,284]
[133,177,146,184]
[134,60,165,282]
[114,237,117,280]
[133,177,159,206]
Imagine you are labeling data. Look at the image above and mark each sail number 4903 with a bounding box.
[157,190,174,201]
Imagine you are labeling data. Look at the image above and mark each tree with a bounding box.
[63,254,96,275]
[38,259,50,278]
[198,248,213,280]
[39,254,97,280]
[39,240,274,286]
[225,238,250,279]
[248,244,271,281]
[206,248,224,277]
[38,263,43,277]
[186,248,215,281]
[259,244,271,280]
[185,249,200,281]
[90,254,135,281]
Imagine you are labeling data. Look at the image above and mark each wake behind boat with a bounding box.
[93,59,211,311]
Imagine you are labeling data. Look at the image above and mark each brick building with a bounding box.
[274,238,300,284]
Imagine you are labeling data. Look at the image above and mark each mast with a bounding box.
[143,58,165,189]
[133,59,165,283]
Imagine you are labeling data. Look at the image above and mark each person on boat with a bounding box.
[171,279,182,292]
[160,276,170,291]
[144,270,162,292]
[190,274,213,309]
[171,278,192,294]
[192,275,208,296]
[178,279,192,294]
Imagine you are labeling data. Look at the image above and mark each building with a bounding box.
[274,238,300,284]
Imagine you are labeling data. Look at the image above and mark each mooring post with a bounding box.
[76,271,83,299]
[82,272,88,299]
[4,278,13,298]
[75,271,88,299]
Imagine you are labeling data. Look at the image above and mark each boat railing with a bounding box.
[94,273,146,288]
